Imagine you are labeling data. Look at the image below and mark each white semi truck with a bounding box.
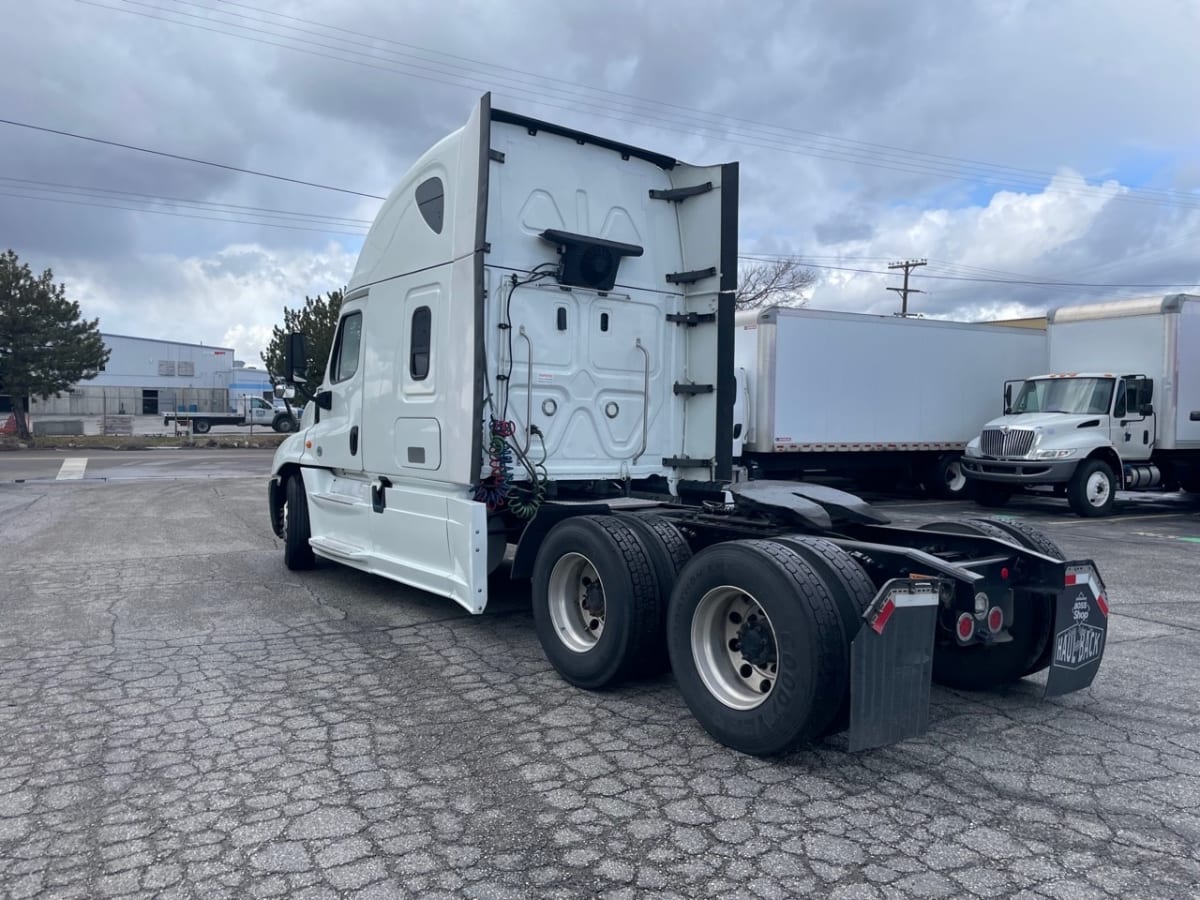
[962,295,1200,516]
[268,95,1108,755]
[734,307,1048,497]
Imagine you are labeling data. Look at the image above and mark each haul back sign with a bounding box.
[1045,563,1108,697]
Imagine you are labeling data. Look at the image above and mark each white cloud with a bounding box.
[793,171,1200,319]
[58,242,357,365]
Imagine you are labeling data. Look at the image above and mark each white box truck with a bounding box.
[963,295,1200,516]
[266,94,1108,755]
[734,308,1048,498]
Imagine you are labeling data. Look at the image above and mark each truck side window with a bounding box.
[1113,381,1127,418]
[331,312,363,383]
[410,306,432,380]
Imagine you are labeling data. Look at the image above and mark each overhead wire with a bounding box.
[0,115,386,200]
[178,0,1199,211]
[0,188,369,236]
[737,254,1199,290]
[67,0,1200,213]
[0,175,374,229]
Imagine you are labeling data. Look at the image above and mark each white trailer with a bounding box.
[735,307,1048,497]
[963,294,1200,516]
[266,95,1108,755]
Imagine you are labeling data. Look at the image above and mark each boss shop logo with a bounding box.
[1053,593,1104,669]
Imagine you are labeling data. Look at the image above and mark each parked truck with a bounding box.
[962,294,1200,516]
[165,395,298,434]
[267,94,1107,755]
[734,307,1048,497]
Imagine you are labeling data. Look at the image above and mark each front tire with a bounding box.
[973,481,1012,508]
[273,416,295,434]
[283,474,315,570]
[1068,459,1117,517]
[531,516,661,690]
[667,540,847,756]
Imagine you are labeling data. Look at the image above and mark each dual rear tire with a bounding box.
[531,516,875,756]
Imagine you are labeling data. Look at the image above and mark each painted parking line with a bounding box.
[55,458,88,480]
[1131,531,1200,544]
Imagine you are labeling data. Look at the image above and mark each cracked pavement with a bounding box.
[1,473,1199,898]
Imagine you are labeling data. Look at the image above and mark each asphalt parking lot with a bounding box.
[1,456,1199,899]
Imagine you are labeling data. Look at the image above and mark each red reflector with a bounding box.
[987,606,1004,633]
[1000,567,1009,580]
[956,612,975,641]
[1096,593,1109,617]
[871,597,896,634]
[1064,573,1077,586]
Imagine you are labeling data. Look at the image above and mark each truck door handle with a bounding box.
[350,426,359,456]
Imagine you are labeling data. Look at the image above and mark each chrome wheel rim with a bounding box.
[691,587,778,710]
[944,461,967,494]
[1086,470,1112,507]
[547,552,605,653]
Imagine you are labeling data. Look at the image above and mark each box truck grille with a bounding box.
[981,428,1035,458]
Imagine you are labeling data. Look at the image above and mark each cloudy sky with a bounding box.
[3,0,1198,365]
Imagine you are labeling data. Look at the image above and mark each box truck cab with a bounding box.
[266,95,1108,755]
[963,295,1200,516]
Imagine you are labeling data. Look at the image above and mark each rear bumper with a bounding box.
[961,456,1079,485]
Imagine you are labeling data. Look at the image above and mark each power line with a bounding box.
[0,116,386,200]
[189,0,1199,210]
[0,188,370,236]
[72,0,1200,214]
[0,175,374,227]
[738,254,1199,290]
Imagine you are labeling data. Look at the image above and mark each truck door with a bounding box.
[1112,376,1154,461]
[311,310,365,474]
[247,398,274,426]
[300,307,370,557]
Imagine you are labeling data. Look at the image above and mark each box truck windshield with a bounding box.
[1012,377,1114,415]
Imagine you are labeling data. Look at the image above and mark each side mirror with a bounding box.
[273,384,296,400]
[1140,403,1154,416]
[283,332,308,384]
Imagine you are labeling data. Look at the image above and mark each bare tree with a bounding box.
[735,258,816,310]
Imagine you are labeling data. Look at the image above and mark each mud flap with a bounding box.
[1044,562,1108,698]
[267,476,285,538]
[848,579,940,752]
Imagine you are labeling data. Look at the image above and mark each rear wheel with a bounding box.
[925,454,969,499]
[532,516,661,690]
[1068,459,1117,517]
[192,419,212,435]
[919,518,1052,690]
[667,540,847,756]
[977,520,1064,676]
[618,514,692,675]
[283,474,315,570]
[768,535,875,735]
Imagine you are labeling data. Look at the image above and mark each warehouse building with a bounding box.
[29,333,273,417]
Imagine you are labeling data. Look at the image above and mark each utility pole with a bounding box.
[887,259,927,316]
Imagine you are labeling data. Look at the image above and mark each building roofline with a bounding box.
[101,332,235,353]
